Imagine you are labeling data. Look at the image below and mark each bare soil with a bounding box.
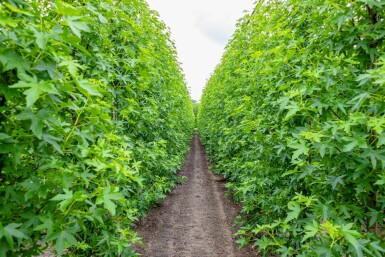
[134,134,256,257]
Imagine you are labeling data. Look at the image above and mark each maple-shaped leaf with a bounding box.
[0,49,31,76]
[10,76,60,107]
[63,16,90,38]
[96,185,124,216]
[0,223,27,250]
[76,79,102,97]
[285,201,301,223]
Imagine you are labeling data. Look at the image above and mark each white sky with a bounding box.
[147,0,255,101]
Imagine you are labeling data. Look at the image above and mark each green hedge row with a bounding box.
[0,0,194,256]
[198,0,385,256]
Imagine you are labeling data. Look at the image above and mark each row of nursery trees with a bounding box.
[199,0,385,256]
[0,0,194,256]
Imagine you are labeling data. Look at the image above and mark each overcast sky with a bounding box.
[147,0,255,101]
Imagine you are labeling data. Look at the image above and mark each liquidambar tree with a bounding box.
[199,0,385,256]
[0,0,194,255]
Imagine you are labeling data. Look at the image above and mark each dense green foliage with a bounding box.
[0,0,194,255]
[199,0,385,256]
[192,99,199,126]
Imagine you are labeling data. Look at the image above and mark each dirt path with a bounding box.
[134,134,255,257]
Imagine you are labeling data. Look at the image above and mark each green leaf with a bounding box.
[319,143,327,158]
[89,208,105,224]
[324,175,346,190]
[60,59,82,77]
[98,14,108,23]
[96,186,124,216]
[342,140,358,152]
[10,78,60,107]
[0,223,27,250]
[314,246,333,257]
[49,228,78,255]
[374,175,385,185]
[368,208,378,227]
[0,16,20,27]
[15,110,45,138]
[235,236,250,247]
[32,29,49,49]
[288,140,309,160]
[63,16,90,38]
[301,220,319,242]
[0,49,31,76]
[34,215,54,235]
[55,1,81,16]
[377,133,385,147]
[284,102,300,120]
[276,246,293,257]
[256,236,273,250]
[0,133,12,141]
[76,79,102,97]
[42,134,63,154]
[4,3,33,16]
[370,241,385,254]
[341,223,361,249]
[51,189,73,212]
[341,135,367,152]
[285,201,301,222]
[77,171,96,188]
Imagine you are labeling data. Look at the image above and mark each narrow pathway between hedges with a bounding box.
[134,134,255,257]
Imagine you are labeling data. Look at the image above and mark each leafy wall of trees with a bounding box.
[0,0,194,256]
[198,0,385,255]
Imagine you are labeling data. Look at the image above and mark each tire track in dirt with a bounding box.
[134,134,255,257]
